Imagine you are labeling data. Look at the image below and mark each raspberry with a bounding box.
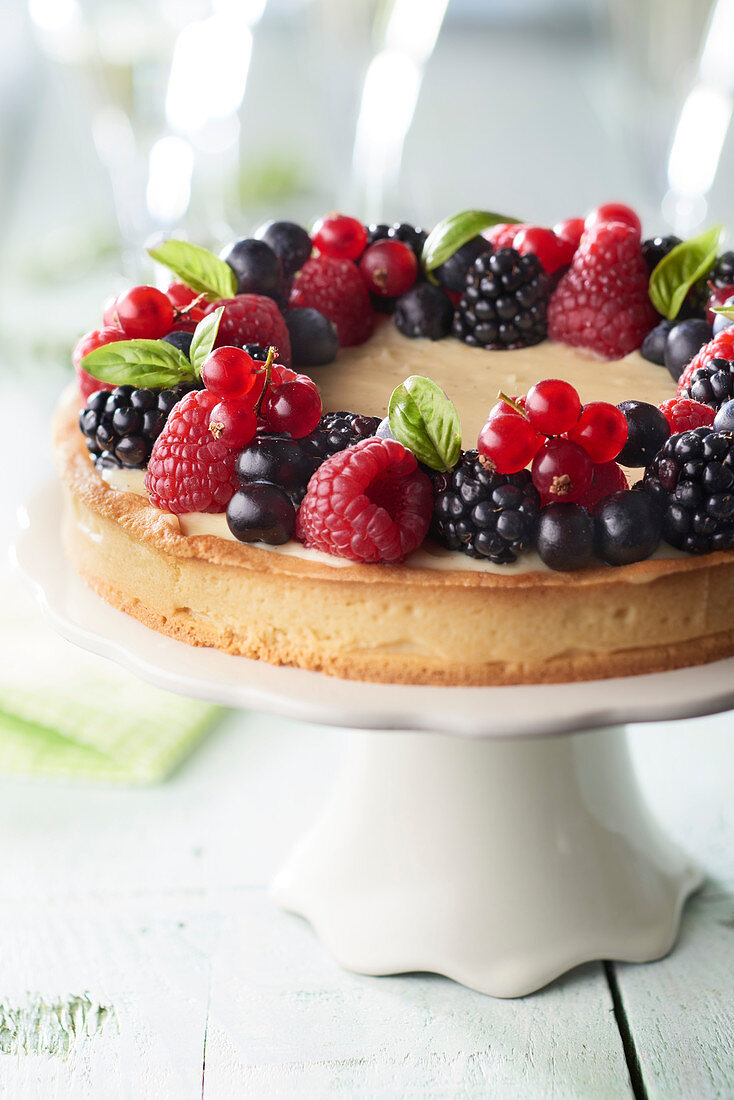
[547,222,658,359]
[677,329,734,395]
[145,390,239,514]
[211,295,291,365]
[72,327,127,402]
[296,437,433,563]
[577,460,628,512]
[657,397,715,434]
[289,256,374,347]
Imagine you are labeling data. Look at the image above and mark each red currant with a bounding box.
[566,401,628,463]
[312,213,367,261]
[261,379,322,438]
[165,282,208,327]
[477,413,540,474]
[553,217,585,249]
[531,438,593,503]
[201,346,259,401]
[524,379,581,435]
[513,227,573,274]
[114,285,175,339]
[359,240,418,298]
[72,326,126,367]
[208,399,257,448]
[584,203,641,238]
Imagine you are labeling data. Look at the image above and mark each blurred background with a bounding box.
[2,0,734,383]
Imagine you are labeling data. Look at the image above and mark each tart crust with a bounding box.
[55,388,734,685]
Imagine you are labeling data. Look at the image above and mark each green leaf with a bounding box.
[190,306,224,379]
[648,225,722,320]
[388,375,461,472]
[147,239,237,300]
[81,339,196,389]
[713,303,734,322]
[422,210,519,278]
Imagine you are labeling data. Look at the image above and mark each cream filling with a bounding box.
[305,321,676,443]
[96,332,679,576]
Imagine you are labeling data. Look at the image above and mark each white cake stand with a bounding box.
[14,483,734,998]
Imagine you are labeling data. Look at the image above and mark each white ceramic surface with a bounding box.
[272,727,702,997]
[12,482,716,996]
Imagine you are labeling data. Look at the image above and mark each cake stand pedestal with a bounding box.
[15,483,733,998]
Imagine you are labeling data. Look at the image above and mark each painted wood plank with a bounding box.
[0,897,215,1100]
[202,892,633,1099]
[613,892,734,1100]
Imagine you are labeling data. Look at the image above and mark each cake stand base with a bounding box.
[271,724,702,998]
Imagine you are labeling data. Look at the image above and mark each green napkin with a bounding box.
[0,567,220,783]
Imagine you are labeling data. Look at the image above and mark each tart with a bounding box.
[55,209,734,684]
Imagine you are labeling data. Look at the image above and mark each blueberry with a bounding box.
[617,401,671,467]
[254,220,312,279]
[594,490,661,566]
[162,330,193,358]
[713,294,734,336]
[285,308,338,367]
[536,503,594,571]
[714,400,734,432]
[220,238,283,299]
[375,417,395,441]
[226,483,296,545]
[640,320,674,366]
[434,236,489,292]
[664,318,712,381]
[394,284,453,340]
[235,436,317,502]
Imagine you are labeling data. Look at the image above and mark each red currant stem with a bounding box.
[173,291,209,321]
[497,390,528,418]
[254,346,277,415]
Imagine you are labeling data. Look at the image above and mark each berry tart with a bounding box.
[54,207,734,684]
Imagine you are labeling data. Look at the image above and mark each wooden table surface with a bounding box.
[1,380,733,1099]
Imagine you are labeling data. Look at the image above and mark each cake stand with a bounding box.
[14,483,733,998]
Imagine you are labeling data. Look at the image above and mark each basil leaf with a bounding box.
[648,225,722,320]
[388,375,461,472]
[81,339,196,389]
[422,210,519,276]
[190,306,224,379]
[713,303,734,322]
[147,239,237,300]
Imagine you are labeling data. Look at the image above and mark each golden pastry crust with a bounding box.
[55,387,734,685]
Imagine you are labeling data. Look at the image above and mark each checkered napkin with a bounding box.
[0,568,219,783]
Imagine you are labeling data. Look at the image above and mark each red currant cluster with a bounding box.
[201,345,322,448]
[478,378,629,503]
[487,203,642,275]
[311,213,418,299]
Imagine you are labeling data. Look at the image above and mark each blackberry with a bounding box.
[710,251,734,289]
[304,410,381,462]
[643,427,734,553]
[435,237,489,293]
[453,248,548,349]
[79,382,198,469]
[641,235,681,273]
[432,450,540,564]
[684,356,734,409]
[364,222,427,262]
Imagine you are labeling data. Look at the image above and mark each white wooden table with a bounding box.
[1,380,733,1098]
